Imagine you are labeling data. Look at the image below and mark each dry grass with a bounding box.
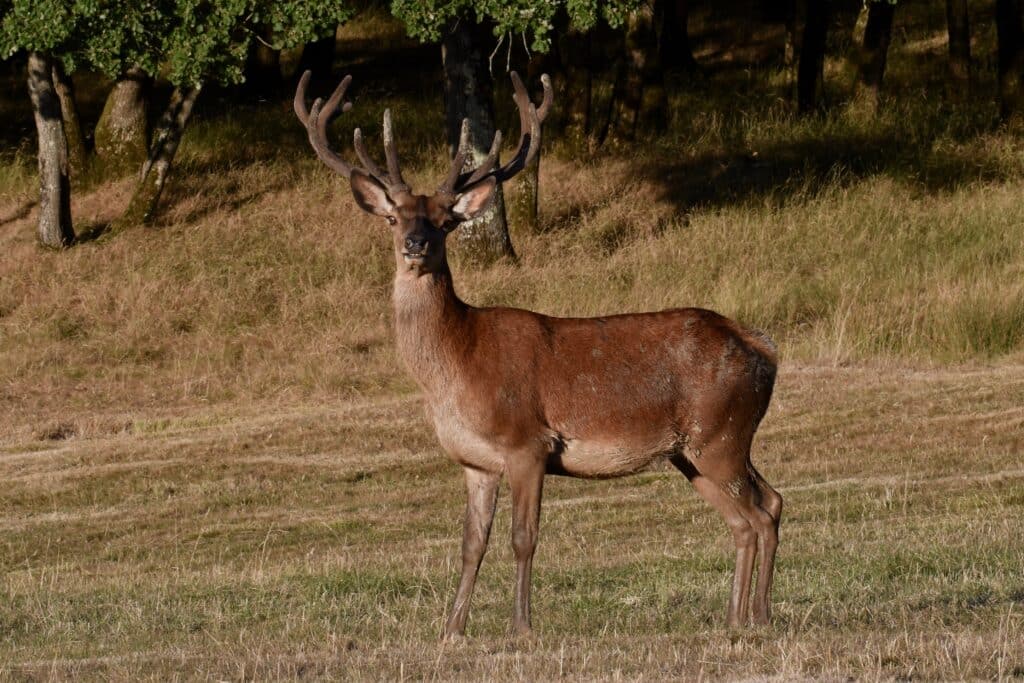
[2,4,1024,679]
[1,366,1022,680]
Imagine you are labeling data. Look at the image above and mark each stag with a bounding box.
[295,71,782,636]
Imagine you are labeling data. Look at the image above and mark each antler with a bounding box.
[294,70,410,194]
[438,72,553,198]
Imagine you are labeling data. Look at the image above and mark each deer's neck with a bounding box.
[392,266,470,394]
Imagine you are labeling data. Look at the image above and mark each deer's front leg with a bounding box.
[444,467,501,639]
[508,458,545,636]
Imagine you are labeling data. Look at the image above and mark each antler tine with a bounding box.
[294,70,313,125]
[459,129,503,187]
[307,99,358,178]
[438,119,470,196]
[295,71,359,178]
[447,71,550,194]
[491,71,543,178]
[382,109,409,192]
[442,118,506,193]
[352,128,389,184]
[536,73,554,122]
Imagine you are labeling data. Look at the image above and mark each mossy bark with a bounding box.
[997,0,1024,124]
[508,151,540,234]
[95,67,150,176]
[442,20,514,266]
[50,59,87,177]
[946,0,972,98]
[113,84,201,230]
[27,52,75,248]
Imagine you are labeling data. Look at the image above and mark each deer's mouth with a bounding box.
[402,252,427,266]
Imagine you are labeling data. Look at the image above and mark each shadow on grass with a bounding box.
[157,172,299,228]
[0,200,35,226]
[640,121,1018,215]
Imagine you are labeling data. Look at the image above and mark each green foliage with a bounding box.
[163,0,355,86]
[1,0,354,85]
[0,0,74,54]
[390,0,640,52]
[63,1,168,76]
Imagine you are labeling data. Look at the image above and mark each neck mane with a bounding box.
[392,265,470,393]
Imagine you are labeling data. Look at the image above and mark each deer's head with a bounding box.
[295,71,551,276]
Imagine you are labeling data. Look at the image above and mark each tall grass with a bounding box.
[2,4,1024,422]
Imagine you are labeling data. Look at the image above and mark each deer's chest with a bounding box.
[427,399,509,473]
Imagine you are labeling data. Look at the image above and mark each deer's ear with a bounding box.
[350,170,395,217]
[451,177,497,222]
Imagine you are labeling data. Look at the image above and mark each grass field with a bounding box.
[1,365,1022,679]
[3,3,1024,680]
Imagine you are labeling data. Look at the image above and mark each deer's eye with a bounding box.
[387,216,397,225]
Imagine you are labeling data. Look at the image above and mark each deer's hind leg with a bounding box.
[748,465,782,625]
[670,443,778,627]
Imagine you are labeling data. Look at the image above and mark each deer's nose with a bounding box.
[404,236,429,254]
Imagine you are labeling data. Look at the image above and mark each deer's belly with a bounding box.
[551,432,677,478]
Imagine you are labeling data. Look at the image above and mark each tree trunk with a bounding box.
[946,0,972,97]
[508,149,541,234]
[850,1,896,113]
[797,0,830,113]
[605,3,662,142]
[27,52,74,248]
[644,0,669,131]
[559,28,594,134]
[996,0,1024,122]
[94,67,150,175]
[661,0,700,71]
[51,59,87,176]
[112,84,201,230]
[442,20,514,266]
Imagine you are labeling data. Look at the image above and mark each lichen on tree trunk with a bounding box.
[51,59,87,177]
[442,20,514,266]
[95,67,151,176]
[112,84,201,231]
[27,52,75,248]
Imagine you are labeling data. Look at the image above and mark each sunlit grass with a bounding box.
[0,366,1022,678]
